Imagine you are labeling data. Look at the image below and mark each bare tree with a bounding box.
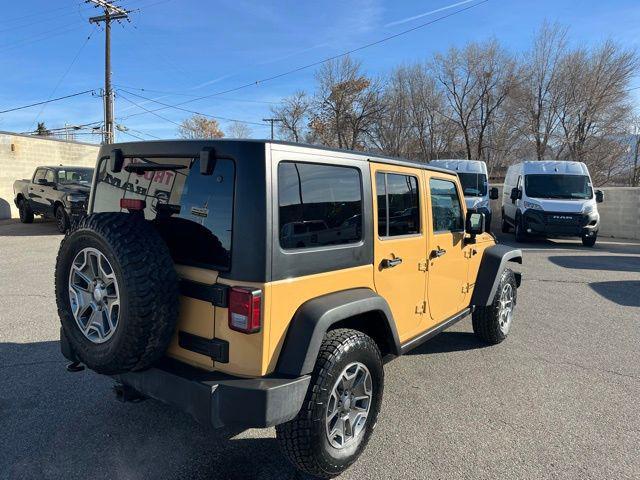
[270,91,310,142]
[310,56,383,150]
[226,121,252,139]
[516,21,567,160]
[177,114,224,139]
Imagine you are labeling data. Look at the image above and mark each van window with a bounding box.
[93,156,235,270]
[458,172,487,197]
[278,162,362,249]
[524,174,592,200]
[430,178,464,232]
[376,172,420,237]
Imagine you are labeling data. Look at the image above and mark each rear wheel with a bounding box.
[18,199,34,223]
[276,329,383,479]
[472,268,517,344]
[55,206,69,233]
[582,232,597,247]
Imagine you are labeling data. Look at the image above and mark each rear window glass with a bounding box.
[278,162,362,249]
[93,156,235,270]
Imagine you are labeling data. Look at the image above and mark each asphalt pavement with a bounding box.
[1,218,639,479]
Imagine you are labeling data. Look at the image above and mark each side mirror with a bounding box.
[200,147,217,175]
[466,211,486,237]
[489,187,499,200]
[110,149,124,173]
[595,190,604,203]
[37,178,48,185]
[510,187,521,202]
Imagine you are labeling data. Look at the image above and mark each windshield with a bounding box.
[524,174,592,200]
[57,168,93,185]
[458,172,487,197]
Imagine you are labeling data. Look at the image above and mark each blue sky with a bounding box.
[1,0,639,142]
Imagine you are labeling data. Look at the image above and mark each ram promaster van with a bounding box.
[501,161,604,246]
[430,160,499,228]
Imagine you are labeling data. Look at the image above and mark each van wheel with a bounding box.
[501,214,510,233]
[18,199,34,223]
[54,212,179,374]
[582,233,597,247]
[514,216,527,242]
[276,329,383,478]
[472,268,517,345]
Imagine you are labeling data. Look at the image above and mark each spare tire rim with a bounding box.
[325,361,372,449]
[68,247,120,343]
[498,282,514,334]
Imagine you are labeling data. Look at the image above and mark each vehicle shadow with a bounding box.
[404,331,489,356]
[0,341,306,480]
[589,281,640,307]
[548,255,640,273]
[0,218,61,237]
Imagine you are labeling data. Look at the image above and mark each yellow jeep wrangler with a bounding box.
[55,140,522,478]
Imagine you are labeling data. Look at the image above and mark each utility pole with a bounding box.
[262,118,282,140]
[87,0,130,144]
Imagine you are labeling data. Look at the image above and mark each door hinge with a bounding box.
[462,283,474,293]
[418,260,428,272]
[415,301,427,315]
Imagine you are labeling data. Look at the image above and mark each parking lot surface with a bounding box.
[1,218,639,479]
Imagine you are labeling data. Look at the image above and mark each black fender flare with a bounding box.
[470,244,522,307]
[275,288,401,377]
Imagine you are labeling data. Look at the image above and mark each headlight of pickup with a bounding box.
[523,200,543,211]
[66,194,86,203]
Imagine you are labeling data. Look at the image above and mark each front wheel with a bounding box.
[582,232,597,247]
[472,268,517,344]
[276,329,384,479]
[55,206,69,233]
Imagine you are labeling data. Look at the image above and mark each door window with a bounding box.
[45,170,56,183]
[33,169,46,182]
[278,162,362,249]
[376,172,420,237]
[430,178,464,232]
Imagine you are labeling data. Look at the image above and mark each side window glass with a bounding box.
[33,169,45,182]
[45,170,56,183]
[430,178,464,233]
[377,172,420,237]
[278,162,363,249]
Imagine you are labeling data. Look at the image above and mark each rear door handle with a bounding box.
[381,257,403,269]
[430,249,446,258]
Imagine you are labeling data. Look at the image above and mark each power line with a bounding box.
[0,90,96,114]
[112,84,278,104]
[117,92,184,127]
[119,0,490,121]
[117,89,265,126]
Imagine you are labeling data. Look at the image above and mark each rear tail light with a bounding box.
[120,198,146,211]
[228,287,261,334]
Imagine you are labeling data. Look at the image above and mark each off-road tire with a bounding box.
[18,199,34,223]
[514,215,527,242]
[582,233,597,247]
[472,268,517,345]
[276,329,384,479]
[55,206,69,233]
[55,212,179,374]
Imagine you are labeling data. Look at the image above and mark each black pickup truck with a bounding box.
[13,165,94,232]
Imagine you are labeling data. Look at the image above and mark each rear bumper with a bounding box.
[522,210,599,237]
[112,360,310,428]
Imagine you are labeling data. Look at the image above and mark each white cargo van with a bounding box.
[430,159,499,228]
[501,161,604,246]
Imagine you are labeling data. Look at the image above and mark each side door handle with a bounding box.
[430,248,446,258]
[381,257,403,269]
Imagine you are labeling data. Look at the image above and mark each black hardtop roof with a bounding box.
[36,165,94,170]
[99,139,453,175]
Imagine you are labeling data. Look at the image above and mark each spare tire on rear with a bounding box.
[55,212,179,374]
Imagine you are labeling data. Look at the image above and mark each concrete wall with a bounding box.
[489,185,640,240]
[0,132,99,219]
